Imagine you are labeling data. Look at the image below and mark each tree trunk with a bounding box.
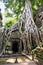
[20,0,40,52]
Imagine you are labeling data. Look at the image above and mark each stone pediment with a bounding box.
[10,31,21,41]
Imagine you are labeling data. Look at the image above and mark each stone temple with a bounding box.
[0,0,43,56]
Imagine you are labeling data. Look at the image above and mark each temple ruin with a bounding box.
[0,0,42,56]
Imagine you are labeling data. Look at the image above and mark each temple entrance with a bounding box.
[11,39,24,53]
[12,40,19,53]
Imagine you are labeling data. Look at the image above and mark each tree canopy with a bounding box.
[2,0,43,18]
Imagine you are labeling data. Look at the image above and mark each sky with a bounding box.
[0,1,6,25]
[0,1,5,13]
[0,1,16,25]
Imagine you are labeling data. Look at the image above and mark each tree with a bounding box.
[6,0,40,54]
[3,0,25,18]
[2,0,43,18]
[0,0,41,57]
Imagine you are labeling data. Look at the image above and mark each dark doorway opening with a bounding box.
[12,41,19,53]
[11,39,24,54]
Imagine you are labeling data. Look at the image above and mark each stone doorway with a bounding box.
[12,40,19,53]
[11,39,24,54]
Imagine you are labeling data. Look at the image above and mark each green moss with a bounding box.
[33,47,43,60]
[21,26,25,32]
[0,60,6,64]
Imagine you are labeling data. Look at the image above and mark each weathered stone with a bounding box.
[5,0,40,54]
[34,8,43,46]
[0,27,6,56]
[0,0,41,56]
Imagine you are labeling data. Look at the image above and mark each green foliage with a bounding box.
[2,0,43,27]
[3,0,25,18]
[5,21,14,28]
[21,24,25,32]
[4,17,18,28]
[21,26,25,32]
[31,0,43,13]
[3,0,43,18]
[33,47,43,60]
[4,11,13,17]
[0,60,6,64]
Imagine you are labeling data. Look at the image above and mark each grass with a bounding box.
[0,60,7,64]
